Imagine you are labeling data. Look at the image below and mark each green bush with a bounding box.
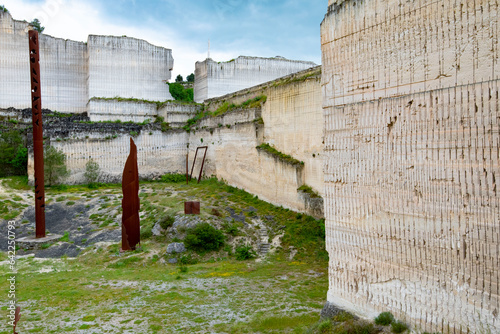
[168,83,193,102]
[179,254,198,265]
[234,245,256,260]
[160,173,186,183]
[391,321,408,333]
[374,312,394,326]
[159,215,175,230]
[186,73,195,82]
[29,18,45,33]
[84,158,100,187]
[0,129,27,176]
[184,223,225,253]
[44,145,69,185]
[140,226,153,239]
[222,221,239,236]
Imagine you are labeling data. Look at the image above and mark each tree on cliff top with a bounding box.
[0,5,8,13]
[29,18,45,33]
[187,73,195,83]
[175,74,184,83]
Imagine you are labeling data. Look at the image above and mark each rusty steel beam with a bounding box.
[29,30,46,238]
[189,146,208,182]
[186,153,189,185]
[197,146,208,184]
[121,138,141,251]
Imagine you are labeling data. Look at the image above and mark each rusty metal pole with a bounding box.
[197,147,208,184]
[189,148,199,181]
[29,30,46,238]
[186,153,189,185]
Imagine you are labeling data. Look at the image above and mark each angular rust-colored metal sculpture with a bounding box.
[29,30,46,238]
[13,306,21,334]
[121,138,140,251]
[189,146,208,184]
[184,201,200,214]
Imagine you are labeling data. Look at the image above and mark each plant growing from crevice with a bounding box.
[297,185,321,198]
[256,143,304,166]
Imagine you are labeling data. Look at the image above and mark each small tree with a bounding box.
[29,18,44,33]
[186,73,195,83]
[44,146,69,185]
[84,158,100,187]
[0,5,8,13]
[175,74,183,83]
[168,83,193,102]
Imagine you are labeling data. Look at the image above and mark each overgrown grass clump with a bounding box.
[184,223,225,254]
[256,143,304,166]
[234,245,257,260]
[183,95,267,132]
[160,173,186,183]
[374,312,394,326]
[298,184,322,198]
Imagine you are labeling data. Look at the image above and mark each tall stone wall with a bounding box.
[0,12,173,113]
[321,0,499,333]
[88,35,173,101]
[0,11,88,113]
[194,56,316,102]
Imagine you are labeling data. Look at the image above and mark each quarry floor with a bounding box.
[0,176,330,334]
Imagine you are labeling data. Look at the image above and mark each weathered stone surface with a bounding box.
[167,258,178,264]
[151,222,165,236]
[166,242,186,254]
[194,56,316,102]
[0,11,173,113]
[321,1,500,333]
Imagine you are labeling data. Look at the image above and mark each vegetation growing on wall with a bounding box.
[90,97,200,108]
[183,95,266,132]
[272,66,321,87]
[297,185,321,198]
[0,5,8,12]
[0,128,27,176]
[256,143,304,167]
[168,83,194,102]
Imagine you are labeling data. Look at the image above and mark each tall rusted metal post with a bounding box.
[29,30,46,238]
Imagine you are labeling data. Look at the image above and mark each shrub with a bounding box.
[60,231,69,242]
[179,254,198,265]
[179,265,188,273]
[84,158,100,186]
[44,146,69,185]
[374,312,394,326]
[0,5,8,12]
[234,244,256,260]
[0,129,27,176]
[186,73,195,82]
[175,74,183,82]
[184,223,225,253]
[168,82,193,102]
[317,319,332,333]
[159,215,175,230]
[391,321,408,333]
[222,221,239,236]
[140,226,153,239]
[160,173,186,183]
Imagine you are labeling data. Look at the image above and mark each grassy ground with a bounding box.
[0,176,329,333]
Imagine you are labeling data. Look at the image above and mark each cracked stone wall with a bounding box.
[194,56,316,102]
[321,0,499,333]
[0,11,173,113]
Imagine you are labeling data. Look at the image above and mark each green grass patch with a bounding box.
[256,143,304,166]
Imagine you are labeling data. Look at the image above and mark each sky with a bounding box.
[2,0,325,80]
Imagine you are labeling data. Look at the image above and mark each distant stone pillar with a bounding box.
[121,138,140,250]
[28,30,46,238]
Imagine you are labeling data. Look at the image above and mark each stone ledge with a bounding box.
[17,234,63,251]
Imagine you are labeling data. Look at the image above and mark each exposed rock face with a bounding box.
[321,0,500,333]
[166,242,186,254]
[194,56,316,102]
[0,11,173,113]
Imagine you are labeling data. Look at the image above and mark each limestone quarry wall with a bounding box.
[194,56,316,102]
[204,66,324,200]
[321,0,499,333]
[87,35,173,101]
[0,11,88,113]
[0,11,173,113]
